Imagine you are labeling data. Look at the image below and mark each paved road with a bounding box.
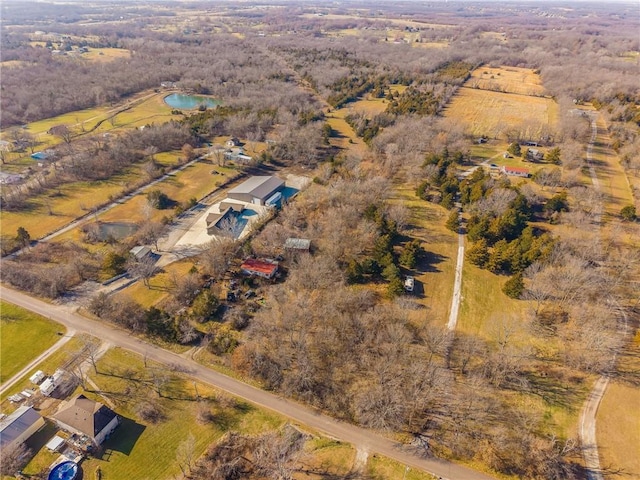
[0,286,496,480]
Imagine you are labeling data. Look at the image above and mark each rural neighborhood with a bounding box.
[0,1,638,480]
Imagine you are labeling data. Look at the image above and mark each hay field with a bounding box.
[597,381,640,479]
[82,47,131,62]
[466,66,547,96]
[443,87,558,139]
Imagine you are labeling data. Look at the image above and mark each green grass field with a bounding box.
[0,335,87,411]
[0,301,63,383]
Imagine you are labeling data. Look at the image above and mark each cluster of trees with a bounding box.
[344,204,417,296]
[0,241,99,297]
[416,148,467,209]
[190,427,307,480]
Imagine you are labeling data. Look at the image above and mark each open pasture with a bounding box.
[82,47,132,62]
[443,87,558,139]
[466,66,547,96]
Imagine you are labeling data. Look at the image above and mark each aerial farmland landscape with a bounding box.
[0,1,638,479]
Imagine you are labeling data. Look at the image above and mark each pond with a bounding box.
[98,222,138,241]
[164,93,220,110]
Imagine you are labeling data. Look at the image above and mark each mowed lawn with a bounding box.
[116,260,197,308]
[458,261,532,339]
[82,47,132,62]
[596,330,640,479]
[0,336,88,412]
[443,87,558,139]
[96,161,236,226]
[0,301,63,383]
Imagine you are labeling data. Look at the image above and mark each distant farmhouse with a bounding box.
[526,148,544,162]
[224,149,253,163]
[227,176,285,206]
[226,137,241,148]
[54,394,119,446]
[0,406,45,451]
[501,166,530,178]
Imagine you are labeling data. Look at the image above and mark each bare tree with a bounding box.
[126,255,159,288]
[176,433,196,476]
[48,124,73,144]
[0,443,31,476]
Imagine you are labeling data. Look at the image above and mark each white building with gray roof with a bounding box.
[227,176,284,206]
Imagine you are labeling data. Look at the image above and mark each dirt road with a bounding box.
[0,285,496,480]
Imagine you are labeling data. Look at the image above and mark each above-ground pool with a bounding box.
[164,93,219,110]
[48,461,78,480]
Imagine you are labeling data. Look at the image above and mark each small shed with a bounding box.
[284,238,311,252]
[130,245,152,261]
[45,435,66,452]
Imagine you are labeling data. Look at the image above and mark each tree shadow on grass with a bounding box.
[416,251,447,274]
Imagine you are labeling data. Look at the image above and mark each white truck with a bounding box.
[404,276,415,293]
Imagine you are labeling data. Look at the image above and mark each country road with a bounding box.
[0,285,497,480]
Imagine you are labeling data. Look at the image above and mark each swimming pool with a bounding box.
[48,461,78,480]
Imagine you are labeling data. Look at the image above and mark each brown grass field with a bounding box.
[82,47,132,62]
[392,185,458,326]
[443,87,559,139]
[589,115,635,216]
[1,167,148,240]
[467,66,547,96]
[116,260,197,308]
[597,380,640,479]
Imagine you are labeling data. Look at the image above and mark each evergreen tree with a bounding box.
[445,210,460,232]
[503,273,525,299]
[466,239,489,268]
[507,142,521,156]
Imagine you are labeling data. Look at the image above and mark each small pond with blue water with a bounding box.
[164,93,220,110]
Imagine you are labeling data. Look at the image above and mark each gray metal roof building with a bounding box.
[227,176,285,205]
[0,406,45,450]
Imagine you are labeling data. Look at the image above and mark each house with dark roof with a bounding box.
[53,395,119,445]
[227,176,285,206]
[240,258,279,279]
[0,406,45,451]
